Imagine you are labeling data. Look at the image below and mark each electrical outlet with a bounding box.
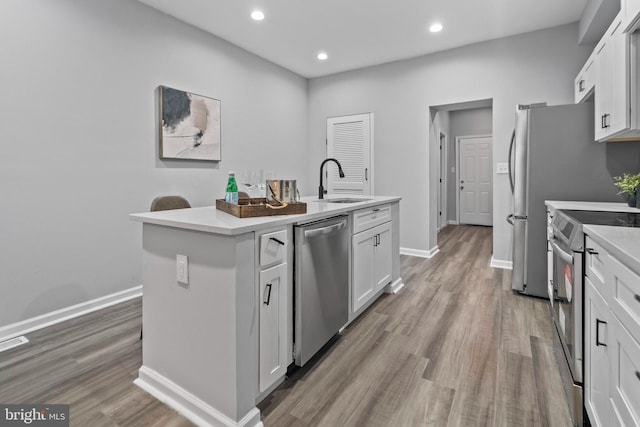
[176,254,189,284]
[496,163,509,174]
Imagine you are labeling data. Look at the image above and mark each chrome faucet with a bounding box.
[318,158,345,199]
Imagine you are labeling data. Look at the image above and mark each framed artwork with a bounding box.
[159,85,221,161]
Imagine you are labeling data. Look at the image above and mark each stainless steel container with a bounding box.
[266,179,298,203]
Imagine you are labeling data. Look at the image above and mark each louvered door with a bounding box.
[326,113,372,195]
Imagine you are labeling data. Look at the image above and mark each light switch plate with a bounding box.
[496,163,508,174]
[176,254,189,284]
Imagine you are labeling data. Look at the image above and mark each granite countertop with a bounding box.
[545,200,639,213]
[130,195,400,235]
[584,225,640,276]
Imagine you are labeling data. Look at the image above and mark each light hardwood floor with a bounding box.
[0,225,572,426]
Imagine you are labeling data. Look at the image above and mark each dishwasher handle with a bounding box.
[304,219,347,239]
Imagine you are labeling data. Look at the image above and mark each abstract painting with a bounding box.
[159,86,221,161]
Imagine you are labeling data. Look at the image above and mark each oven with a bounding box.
[549,213,583,426]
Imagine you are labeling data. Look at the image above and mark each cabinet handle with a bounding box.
[601,115,605,129]
[269,237,285,246]
[636,371,640,381]
[263,283,272,305]
[604,114,610,128]
[377,234,380,246]
[586,248,598,255]
[365,168,368,181]
[579,79,585,92]
[596,319,607,347]
[635,294,640,303]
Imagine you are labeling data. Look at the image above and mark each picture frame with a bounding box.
[158,85,221,161]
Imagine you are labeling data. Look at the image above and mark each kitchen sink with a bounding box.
[315,198,372,203]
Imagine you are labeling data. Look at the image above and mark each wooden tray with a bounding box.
[216,198,307,218]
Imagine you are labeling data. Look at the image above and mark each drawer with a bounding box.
[259,229,288,267]
[609,315,640,427]
[608,255,640,345]
[353,204,391,234]
[585,236,608,293]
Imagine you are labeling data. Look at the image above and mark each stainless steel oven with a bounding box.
[549,210,584,427]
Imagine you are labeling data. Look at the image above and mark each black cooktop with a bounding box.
[562,210,640,227]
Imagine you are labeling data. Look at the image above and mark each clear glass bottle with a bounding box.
[225,171,238,204]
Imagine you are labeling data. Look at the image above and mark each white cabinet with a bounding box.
[584,275,611,427]
[352,206,392,313]
[575,53,595,103]
[256,227,290,393]
[622,0,640,32]
[583,235,640,427]
[592,12,640,141]
[258,263,287,392]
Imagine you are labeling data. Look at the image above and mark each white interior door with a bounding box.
[327,113,372,195]
[458,135,493,226]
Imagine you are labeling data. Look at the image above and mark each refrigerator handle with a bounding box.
[506,214,515,225]
[508,129,515,194]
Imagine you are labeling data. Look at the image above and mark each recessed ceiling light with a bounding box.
[251,10,264,21]
[430,22,443,33]
[317,52,328,61]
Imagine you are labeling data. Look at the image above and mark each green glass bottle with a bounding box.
[225,171,238,204]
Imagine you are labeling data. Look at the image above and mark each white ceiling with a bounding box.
[137,0,589,78]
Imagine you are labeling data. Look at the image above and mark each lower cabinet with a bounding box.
[258,262,287,393]
[352,221,391,313]
[584,235,640,427]
[584,276,610,427]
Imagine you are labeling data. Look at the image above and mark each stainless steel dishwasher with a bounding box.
[294,215,349,366]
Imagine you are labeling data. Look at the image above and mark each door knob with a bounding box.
[460,185,464,190]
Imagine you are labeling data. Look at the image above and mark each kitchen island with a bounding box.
[130,196,402,427]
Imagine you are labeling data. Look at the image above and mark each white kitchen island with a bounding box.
[130,196,402,427]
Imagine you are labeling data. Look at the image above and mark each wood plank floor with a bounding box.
[0,225,572,426]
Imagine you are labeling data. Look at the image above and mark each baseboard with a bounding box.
[490,256,513,270]
[0,286,143,342]
[447,220,458,225]
[135,366,263,427]
[400,246,440,258]
[385,277,405,294]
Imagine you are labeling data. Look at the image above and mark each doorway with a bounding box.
[456,135,493,226]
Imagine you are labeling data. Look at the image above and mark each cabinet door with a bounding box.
[610,18,630,137]
[595,38,612,141]
[584,277,611,427]
[609,315,640,427]
[373,222,392,293]
[259,263,287,392]
[352,227,375,312]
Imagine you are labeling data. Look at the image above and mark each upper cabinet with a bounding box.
[622,0,640,32]
[575,52,595,104]
[577,9,640,142]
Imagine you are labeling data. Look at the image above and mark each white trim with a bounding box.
[400,246,440,258]
[135,366,263,427]
[384,277,405,294]
[490,256,513,270]
[0,286,143,342]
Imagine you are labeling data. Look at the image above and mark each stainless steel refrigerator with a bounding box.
[507,103,621,297]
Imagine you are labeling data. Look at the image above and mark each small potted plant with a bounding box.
[614,173,640,207]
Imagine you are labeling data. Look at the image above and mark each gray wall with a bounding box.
[307,23,594,260]
[0,0,307,328]
[447,108,493,221]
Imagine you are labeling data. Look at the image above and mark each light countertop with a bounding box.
[584,225,640,276]
[545,200,639,213]
[130,195,400,235]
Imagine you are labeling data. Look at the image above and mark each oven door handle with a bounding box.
[550,239,574,265]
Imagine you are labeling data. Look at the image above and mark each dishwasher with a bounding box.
[294,215,349,366]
